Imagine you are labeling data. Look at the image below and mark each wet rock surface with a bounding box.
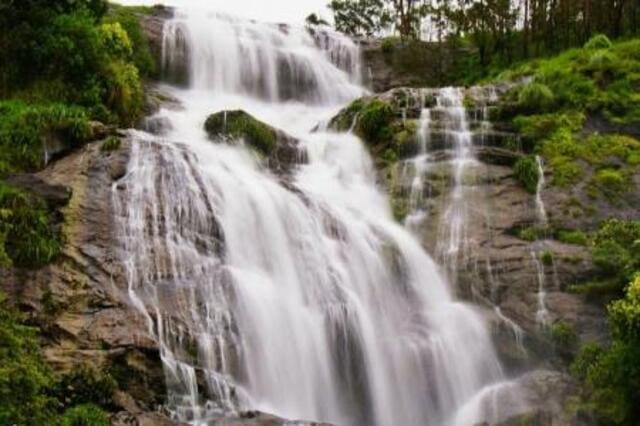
[0,138,172,423]
[205,110,307,175]
[331,86,610,372]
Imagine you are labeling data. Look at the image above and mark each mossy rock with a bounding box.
[204,110,278,156]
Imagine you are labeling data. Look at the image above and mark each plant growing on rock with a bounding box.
[513,155,540,193]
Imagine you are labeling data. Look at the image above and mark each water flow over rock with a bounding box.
[113,6,526,425]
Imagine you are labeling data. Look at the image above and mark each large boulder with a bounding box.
[204,110,306,174]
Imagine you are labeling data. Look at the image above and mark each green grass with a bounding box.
[0,101,91,174]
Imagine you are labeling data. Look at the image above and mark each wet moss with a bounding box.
[205,110,278,156]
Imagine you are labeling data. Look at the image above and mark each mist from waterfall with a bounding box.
[113,6,530,425]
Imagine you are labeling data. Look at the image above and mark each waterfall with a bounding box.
[531,155,550,328]
[113,7,527,425]
[534,155,548,224]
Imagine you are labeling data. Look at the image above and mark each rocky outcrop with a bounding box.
[205,110,307,174]
[0,137,173,423]
[360,39,476,92]
[330,86,609,373]
[136,5,175,80]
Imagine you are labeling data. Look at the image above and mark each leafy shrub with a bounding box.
[0,183,62,267]
[594,168,626,193]
[551,321,578,348]
[103,61,144,125]
[105,5,156,78]
[356,100,394,144]
[517,225,548,242]
[591,219,640,292]
[0,293,55,425]
[556,229,589,246]
[381,37,399,55]
[50,369,116,409]
[513,155,540,193]
[571,276,640,424]
[61,404,109,426]
[541,250,554,266]
[101,136,121,152]
[516,82,555,113]
[584,34,613,50]
[0,101,91,173]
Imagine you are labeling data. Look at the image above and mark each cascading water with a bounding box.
[433,88,475,277]
[113,6,529,425]
[531,155,550,328]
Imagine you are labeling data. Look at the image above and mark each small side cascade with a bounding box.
[531,155,551,328]
[534,155,548,224]
[434,87,476,280]
[404,106,431,229]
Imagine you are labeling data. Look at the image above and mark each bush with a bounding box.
[513,155,540,193]
[591,219,640,291]
[0,101,91,173]
[356,100,394,144]
[0,183,62,268]
[61,404,109,426]
[0,293,56,425]
[50,368,116,410]
[105,5,156,78]
[517,82,555,113]
[571,276,640,424]
[594,168,626,193]
[556,229,589,246]
[609,275,640,341]
[103,61,144,125]
[101,136,121,152]
[584,34,613,50]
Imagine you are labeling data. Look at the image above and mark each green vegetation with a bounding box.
[571,275,640,424]
[0,1,153,173]
[0,293,55,424]
[61,404,110,426]
[556,229,589,246]
[332,99,420,166]
[591,220,640,292]
[0,101,91,174]
[357,100,395,144]
[513,155,540,193]
[101,136,121,152]
[495,38,640,195]
[0,182,62,268]
[205,110,278,156]
[0,294,111,425]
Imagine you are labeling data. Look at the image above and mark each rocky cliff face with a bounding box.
[1,138,176,424]
[328,85,614,382]
[360,39,475,92]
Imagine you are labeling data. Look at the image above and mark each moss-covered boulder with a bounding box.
[204,110,305,174]
[205,110,278,155]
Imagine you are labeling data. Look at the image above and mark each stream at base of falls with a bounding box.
[112,7,532,425]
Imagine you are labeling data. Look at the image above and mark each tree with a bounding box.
[328,0,392,37]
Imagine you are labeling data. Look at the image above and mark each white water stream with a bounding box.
[113,7,529,425]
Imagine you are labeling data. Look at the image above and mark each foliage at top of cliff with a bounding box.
[493,36,640,200]
[0,1,155,178]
